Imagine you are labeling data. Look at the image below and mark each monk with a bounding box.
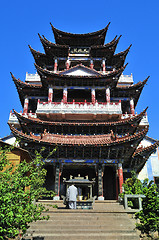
[67,184,78,209]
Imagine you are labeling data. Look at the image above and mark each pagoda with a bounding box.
[8,22,157,200]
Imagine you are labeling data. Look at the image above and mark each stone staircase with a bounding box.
[25,200,140,240]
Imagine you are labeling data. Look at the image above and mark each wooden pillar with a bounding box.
[48,87,53,102]
[66,59,70,70]
[118,163,124,194]
[23,97,29,114]
[90,185,92,199]
[90,60,94,69]
[54,165,61,200]
[106,88,110,103]
[102,59,106,73]
[130,98,135,115]
[63,88,68,103]
[91,88,96,104]
[116,168,119,200]
[54,59,58,73]
[98,165,104,200]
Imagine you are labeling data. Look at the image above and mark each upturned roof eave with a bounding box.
[133,142,158,157]
[39,34,69,49]
[8,122,148,147]
[10,73,46,106]
[13,107,148,128]
[90,35,117,50]
[90,35,121,51]
[90,36,121,59]
[28,45,46,58]
[132,142,158,173]
[113,44,132,58]
[35,63,126,80]
[117,77,149,90]
[50,22,110,46]
[114,77,149,108]
[11,73,42,89]
[108,44,132,68]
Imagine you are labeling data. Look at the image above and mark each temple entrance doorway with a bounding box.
[60,165,97,199]
[103,166,117,200]
[43,165,56,199]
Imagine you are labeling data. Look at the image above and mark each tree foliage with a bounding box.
[0,146,55,240]
[120,171,159,238]
[123,171,143,194]
[120,171,144,208]
[135,181,159,238]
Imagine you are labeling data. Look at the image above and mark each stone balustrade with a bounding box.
[36,100,122,115]
[124,194,146,211]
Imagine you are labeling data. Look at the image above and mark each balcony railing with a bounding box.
[36,100,122,115]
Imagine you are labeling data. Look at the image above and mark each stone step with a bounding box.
[37,218,135,225]
[31,216,134,222]
[40,204,126,212]
[29,221,135,228]
[33,212,133,217]
[25,201,140,240]
[26,232,139,240]
[42,209,126,213]
[42,213,127,220]
[38,200,123,210]
[43,207,126,212]
[28,227,137,232]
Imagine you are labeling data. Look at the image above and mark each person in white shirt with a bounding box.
[67,184,78,209]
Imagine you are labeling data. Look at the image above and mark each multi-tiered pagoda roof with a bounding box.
[8,22,155,200]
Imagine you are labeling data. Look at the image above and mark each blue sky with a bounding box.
[0,0,159,140]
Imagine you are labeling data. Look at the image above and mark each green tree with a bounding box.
[120,171,143,208]
[135,181,159,239]
[0,146,55,240]
[123,171,143,194]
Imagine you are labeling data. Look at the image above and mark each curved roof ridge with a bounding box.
[90,35,117,49]
[41,33,120,50]
[10,73,42,88]
[117,76,149,90]
[35,63,126,79]
[50,22,111,46]
[113,44,132,57]
[90,35,121,57]
[8,122,148,146]
[132,141,158,173]
[133,141,159,157]
[39,34,69,48]
[28,45,46,57]
[50,22,110,37]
